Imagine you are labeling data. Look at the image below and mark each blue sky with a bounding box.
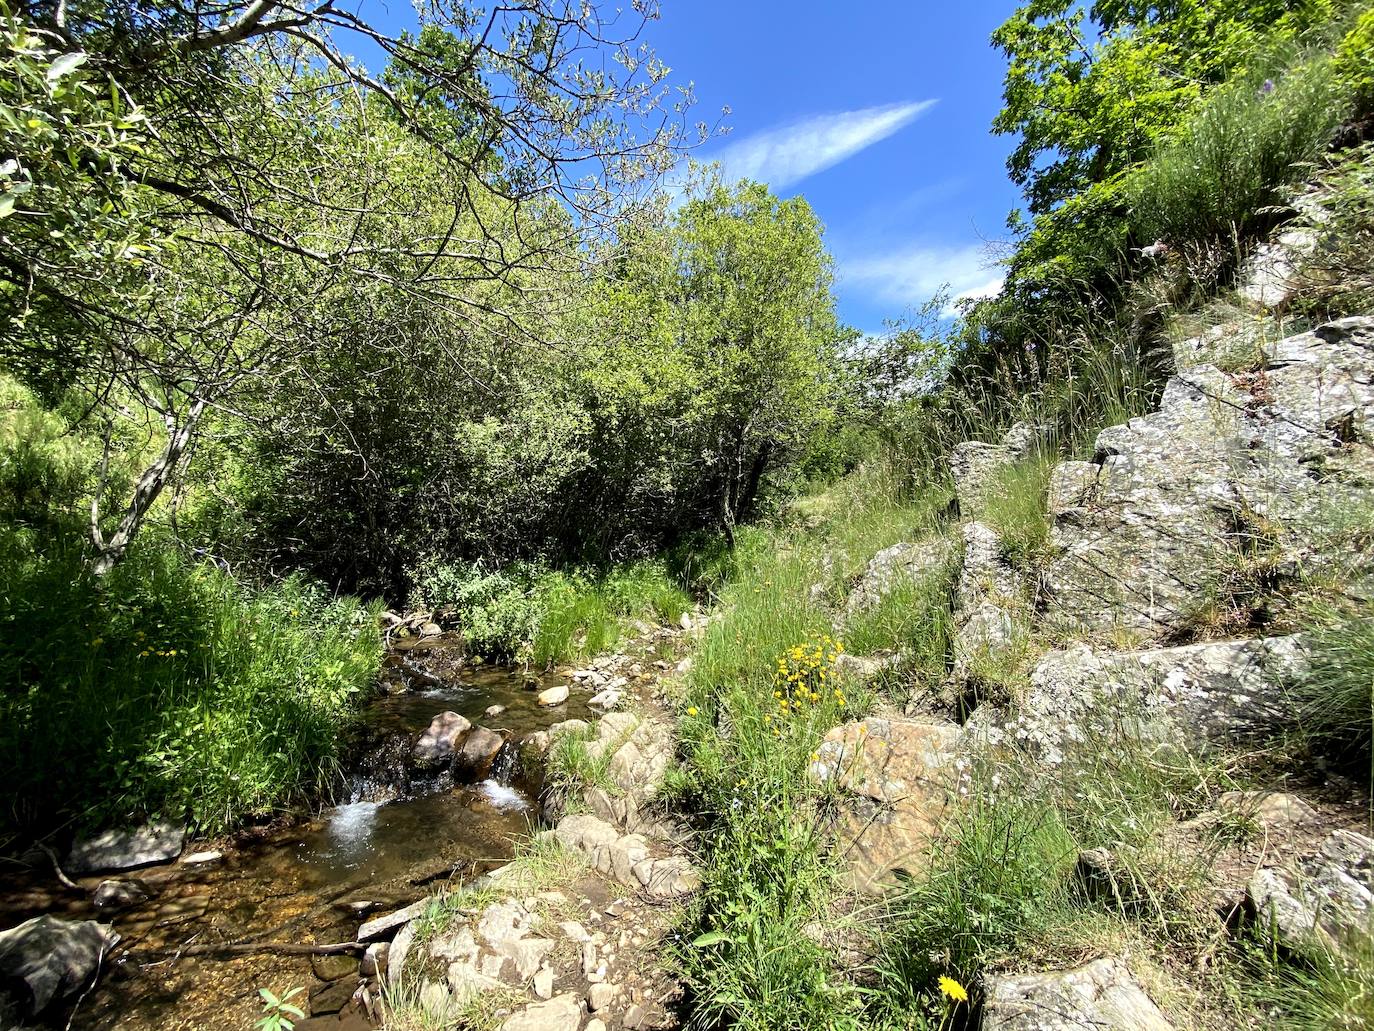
[356,1,1022,335]
[642,2,1022,334]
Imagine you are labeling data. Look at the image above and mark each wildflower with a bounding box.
[939,976,968,1003]
[90,637,103,647]
[686,706,698,717]
[1259,78,1275,96]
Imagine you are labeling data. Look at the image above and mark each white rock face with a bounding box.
[1250,827,1374,952]
[983,958,1175,1031]
[500,992,583,1030]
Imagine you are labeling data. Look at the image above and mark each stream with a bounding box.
[0,635,588,1030]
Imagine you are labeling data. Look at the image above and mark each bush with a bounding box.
[0,529,381,834]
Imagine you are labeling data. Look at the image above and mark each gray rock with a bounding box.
[1237,229,1316,310]
[67,820,184,874]
[0,916,118,1020]
[360,942,389,980]
[1250,827,1374,951]
[588,981,619,1011]
[412,711,472,771]
[843,537,953,620]
[1024,636,1307,754]
[983,958,1175,1030]
[952,521,1026,678]
[92,878,151,910]
[358,899,429,942]
[1045,320,1374,638]
[532,967,555,1000]
[388,919,419,984]
[501,992,582,1031]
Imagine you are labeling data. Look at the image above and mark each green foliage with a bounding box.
[1291,613,1374,771]
[1289,143,1374,317]
[1336,9,1374,112]
[409,556,690,665]
[0,530,381,834]
[841,553,957,685]
[1128,46,1349,262]
[254,987,305,1031]
[981,453,1056,570]
[1235,933,1374,1029]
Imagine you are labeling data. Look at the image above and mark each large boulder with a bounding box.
[1044,319,1374,638]
[1023,636,1307,756]
[411,711,472,771]
[67,820,185,874]
[808,718,961,893]
[0,916,118,1022]
[950,421,1042,518]
[983,958,1175,1031]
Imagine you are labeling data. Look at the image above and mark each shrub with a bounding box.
[1128,46,1350,272]
[0,529,381,834]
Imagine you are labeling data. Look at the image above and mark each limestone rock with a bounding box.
[501,992,583,1031]
[67,820,184,874]
[0,916,118,1021]
[1237,228,1316,310]
[809,718,961,892]
[532,967,555,1000]
[454,727,506,781]
[983,958,1174,1031]
[412,711,472,771]
[358,899,429,942]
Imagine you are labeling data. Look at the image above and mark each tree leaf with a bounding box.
[691,931,731,948]
[46,51,88,84]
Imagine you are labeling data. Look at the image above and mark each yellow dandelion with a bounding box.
[686,706,698,717]
[938,976,967,1003]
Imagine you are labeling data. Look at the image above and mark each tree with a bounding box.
[0,0,693,570]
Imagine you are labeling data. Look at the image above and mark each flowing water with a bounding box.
[0,636,587,1030]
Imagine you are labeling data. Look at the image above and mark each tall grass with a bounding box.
[1129,44,1350,273]
[0,528,381,837]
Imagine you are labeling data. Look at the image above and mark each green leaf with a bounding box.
[46,51,87,84]
[0,194,14,219]
[691,930,731,948]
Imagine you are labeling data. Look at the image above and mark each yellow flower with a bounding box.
[686,706,698,717]
[938,976,967,1003]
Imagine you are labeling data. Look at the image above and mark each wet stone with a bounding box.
[310,952,359,982]
[67,821,185,875]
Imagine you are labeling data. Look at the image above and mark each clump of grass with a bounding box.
[842,556,957,687]
[981,453,1056,570]
[0,526,381,836]
[1232,932,1374,1030]
[542,721,619,811]
[1290,613,1374,774]
[1290,142,1374,319]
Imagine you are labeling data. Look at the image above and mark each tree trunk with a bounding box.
[90,397,206,575]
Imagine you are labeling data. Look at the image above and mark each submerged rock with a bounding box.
[92,878,152,911]
[67,820,185,874]
[412,711,472,771]
[983,958,1174,1030]
[0,916,119,1022]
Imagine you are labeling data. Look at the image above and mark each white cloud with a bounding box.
[706,100,936,190]
[840,243,1003,315]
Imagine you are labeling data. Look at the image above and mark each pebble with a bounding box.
[588,982,619,1012]
[533,967,555,1000]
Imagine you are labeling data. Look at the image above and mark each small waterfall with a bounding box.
[488,738,521,786]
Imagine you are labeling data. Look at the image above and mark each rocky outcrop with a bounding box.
[950,421,1042,518]
[842,537,953,621]
[551,814,700,898]
[1043,318,1374,638]
[0,916,119,1023]
[983,958,1174,1031]
[1022,635,1307,754]
[952,521,1027,679]
[67,820,185,875]
[1249,827,1374,952]
[808,718,961,893]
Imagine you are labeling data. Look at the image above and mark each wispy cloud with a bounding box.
[840,243,1003,315]
[707,100,936,190]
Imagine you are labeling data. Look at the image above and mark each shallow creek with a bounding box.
[0,636,587,1030]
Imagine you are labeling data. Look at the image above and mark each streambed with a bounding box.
[0,636,586,1030]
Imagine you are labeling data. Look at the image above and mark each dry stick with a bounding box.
[37,843,82,892]
[138,939,364,960]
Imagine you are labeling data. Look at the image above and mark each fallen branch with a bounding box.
[140,939,363,959]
